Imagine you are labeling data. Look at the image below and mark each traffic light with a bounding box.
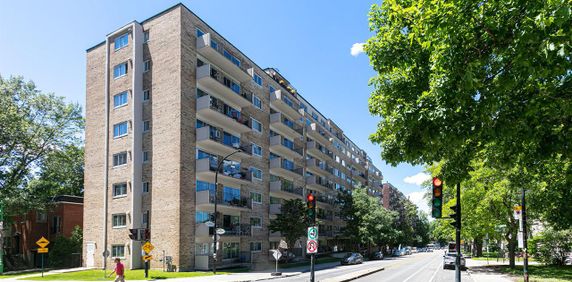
[431,177,443,218]
[144,228,151,241]
[128,229,138,240]
[449,204,460,229]
[306,193,316,225]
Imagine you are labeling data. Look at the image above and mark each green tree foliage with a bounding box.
[0,75,83,215]
[529,228,572,266]
[268,199,307,254]
[365,0,572,183]
[48,226,83,267]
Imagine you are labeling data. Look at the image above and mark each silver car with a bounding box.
[443,252,466,270]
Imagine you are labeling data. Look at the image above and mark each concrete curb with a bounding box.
[321,267,385,282]
[235,272,303,282]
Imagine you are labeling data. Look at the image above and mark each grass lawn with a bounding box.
[0,272,41,279]
[470,256,536,262]
[21,269,233,281]
[279,257,340,269]
[499,265,572,282]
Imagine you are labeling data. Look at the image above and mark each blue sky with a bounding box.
[0,1,429,210]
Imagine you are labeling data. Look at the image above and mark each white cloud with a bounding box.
[407,191,431,216]
[403,172,431,186]
[350,43,365,56]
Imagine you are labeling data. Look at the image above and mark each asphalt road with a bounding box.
[260,251,473,282]
[354,251,473,282]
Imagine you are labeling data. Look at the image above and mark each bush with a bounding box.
[529,228,572,265]
[48,226,82,268]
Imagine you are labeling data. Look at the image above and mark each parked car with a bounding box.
[341,252,364,265]
[370,251,384,260]
[443,252,466,270]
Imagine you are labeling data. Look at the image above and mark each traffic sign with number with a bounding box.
[306,239,318,254]
[36,237,50,248]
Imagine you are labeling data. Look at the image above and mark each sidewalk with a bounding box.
[466,258,533,282]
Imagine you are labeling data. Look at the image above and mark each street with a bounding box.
[260,251,473,282]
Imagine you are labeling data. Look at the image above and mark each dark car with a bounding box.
[370,251,384,260]
[341,252,364,265]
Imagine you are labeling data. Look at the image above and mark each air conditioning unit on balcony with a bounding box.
[214,130,221,138]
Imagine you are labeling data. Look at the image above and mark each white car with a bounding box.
[443,252,466,270]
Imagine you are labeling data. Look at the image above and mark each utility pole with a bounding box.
[522,188,529,282]
[455,183,461,282]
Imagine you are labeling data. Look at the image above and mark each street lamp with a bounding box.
[212,147,245,274]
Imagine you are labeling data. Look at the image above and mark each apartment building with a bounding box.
[84,3,384,271]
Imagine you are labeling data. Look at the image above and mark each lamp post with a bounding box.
[212,148,244,275]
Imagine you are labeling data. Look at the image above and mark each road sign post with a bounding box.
[271,249,282,276]
[142,241,154,278]
[307,226,318,282]
[0,202,4,274]
[36,237,50,277]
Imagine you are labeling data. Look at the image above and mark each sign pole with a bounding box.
[455,183,461,282]
[41,253,44,277]
[0,202,4,275]
[310,253,315,282]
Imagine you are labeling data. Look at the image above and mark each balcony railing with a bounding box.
[279,181,304,196]
[206,97,250,128]
[317,195,336,206]
[204,159,251,182]
[208,67,252,101]
[221,224,252,236]
[281,118,303,136]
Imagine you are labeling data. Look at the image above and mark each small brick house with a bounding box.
[4,195,83,269]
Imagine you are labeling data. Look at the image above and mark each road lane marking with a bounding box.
[402,253,441,282]
[428,260,442,282]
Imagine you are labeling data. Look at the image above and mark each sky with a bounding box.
[0,0,430,213]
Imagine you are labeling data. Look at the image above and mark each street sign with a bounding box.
[205,221,215,227]
[36,237,50,248]
[518,231,524,248]
[216,228,226,235]
[103,250,110,258]
[211,234,221,241]
[271,249,282,260]
[307,226,318,240]
[143,255,153,261]
[142,242,154,254]
[279,240,288,249]
[38,248,48,254]
[306,239,318,254]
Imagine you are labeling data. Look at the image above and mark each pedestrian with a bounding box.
[108,258,125,282]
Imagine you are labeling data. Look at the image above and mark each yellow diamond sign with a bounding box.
[36,237,50,248]
[142,242,154,254]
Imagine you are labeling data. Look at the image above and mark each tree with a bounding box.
[0,75,83,215]
[365,0,572,183]
[268,199,307,257]
[529,227,572,265]
[48,226,83,267]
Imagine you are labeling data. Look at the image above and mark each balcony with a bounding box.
[196,33,251,82]
[196,126,250,161]
[195,190,252,212]
[270,203,282,215]
[270,112,303,139]
[221,224,252,237]
[316,195,336,207]
[306,175,334,193]
[353,157,367,171]
[307,123,332,145]
[269,158,303,180]
[269,135,303,160]
[197,64,252,109]
[319,230,334,237]
[306,159,328,178]
[196,95,251,134]
[270,90,302,120]
[269,180,304,200]
[307,141,334,161]
[195,158,251,187]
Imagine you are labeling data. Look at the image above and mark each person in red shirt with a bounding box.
[108,258,125,282]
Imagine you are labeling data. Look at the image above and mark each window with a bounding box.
[250,217,262,228]
[143,89,150,101]
[114,33,128,50]
[113,62,128,79]
[51,216,62,234]
[223,49,240,67]
[143,151,150,162]
[196,28,205,37]
[142,211,149,226]
[250,241,262,252]
[252,95,262,110]
[196,180,215,194]
[250,192,262,204]
[210,38,219,50]
[269,86,275,95]
[144,60,151,72]
[251,143,262,157]
[112,245,125,258]
[253,74,262,86]
[223,242,239,259]
[114,91,128,108]
[250,167,262,181]
[113,122,128,138]
[113,152,128,167]
[196,211,213,224]
[36,212,47,223]
[112,214,127,228]
[223,187,240,203]
[143,120,150,132]
[143,182,150,193]
[143,31,149,43]
[251,118,262,133]
[113,183,127,197]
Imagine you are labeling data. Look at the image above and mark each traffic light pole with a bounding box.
[310,254,315,282]
[455,183,461,282]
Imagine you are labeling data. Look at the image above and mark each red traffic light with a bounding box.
[433,177,442,187]
[307,193,315,202]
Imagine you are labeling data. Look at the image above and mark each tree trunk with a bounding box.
[506,233,516,268]
[474,236,483,257]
